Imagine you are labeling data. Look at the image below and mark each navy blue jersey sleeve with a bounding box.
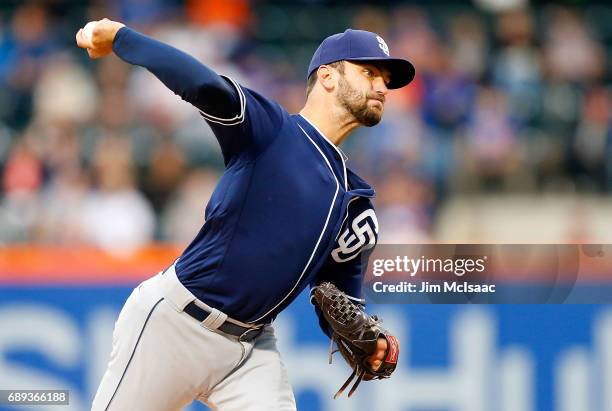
[112,27,284,163]
[310,256,367,338]
[208,84,285,163]
[112,27,239,119]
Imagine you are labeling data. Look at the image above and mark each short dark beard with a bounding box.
[336,75,383,127]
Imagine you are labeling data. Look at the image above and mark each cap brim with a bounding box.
[347,57,416,89]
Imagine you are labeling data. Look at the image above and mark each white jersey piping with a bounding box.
[298,114,348,191]
[249,124,340,323]
[199,76,246,126]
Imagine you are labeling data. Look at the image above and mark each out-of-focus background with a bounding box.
[0,0,611,410]
[0,0,610,246]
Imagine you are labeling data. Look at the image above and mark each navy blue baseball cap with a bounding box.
[307,29,415,89]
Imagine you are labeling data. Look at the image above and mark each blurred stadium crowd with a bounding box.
[0,0,610,252]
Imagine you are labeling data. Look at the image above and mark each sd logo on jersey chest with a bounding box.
[331,199,378,263]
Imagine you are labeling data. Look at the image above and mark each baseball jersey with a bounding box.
[113,28,379,326]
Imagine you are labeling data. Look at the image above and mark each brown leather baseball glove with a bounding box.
[311,282,399,398]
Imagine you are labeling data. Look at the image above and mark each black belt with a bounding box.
[183,301,263,342]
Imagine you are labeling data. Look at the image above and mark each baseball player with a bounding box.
[76,18,415,411]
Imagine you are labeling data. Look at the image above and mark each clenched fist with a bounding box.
[76,18,125,59]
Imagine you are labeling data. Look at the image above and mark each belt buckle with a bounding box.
[239,327,263,342]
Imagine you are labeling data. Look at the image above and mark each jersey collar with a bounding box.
[298,114,348,190]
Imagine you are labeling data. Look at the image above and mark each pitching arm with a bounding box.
[111,27,240,119]
[77,19,284,162]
